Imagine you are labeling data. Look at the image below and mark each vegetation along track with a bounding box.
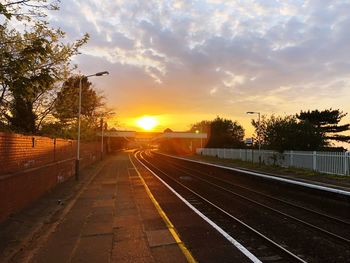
[136,150,350,263]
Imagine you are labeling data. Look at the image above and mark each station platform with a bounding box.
[1,151,252,263]
[1,153,189,263]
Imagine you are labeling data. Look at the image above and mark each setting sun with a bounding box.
[136,116,159,131]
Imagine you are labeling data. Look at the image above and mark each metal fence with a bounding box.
[196,148,350,176]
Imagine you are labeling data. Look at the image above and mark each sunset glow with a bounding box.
[136,116,159,131]
[50,1,350,136]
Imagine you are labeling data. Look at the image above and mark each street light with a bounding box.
[76,71,109,180]
[201,123,204,148]
[246,111,261,164]
[100,118,105,161]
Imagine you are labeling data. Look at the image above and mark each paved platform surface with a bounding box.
[1,153,189,263]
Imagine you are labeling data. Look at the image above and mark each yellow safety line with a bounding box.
[129,154,197,263]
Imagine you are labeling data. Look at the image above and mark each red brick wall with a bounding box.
[0,132,101,223]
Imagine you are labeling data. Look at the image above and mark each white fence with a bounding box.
[196,148,350,176]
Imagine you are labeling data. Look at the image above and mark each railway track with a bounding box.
[135,150,350,263]
[152,152,350,240]
[136,151,306,262]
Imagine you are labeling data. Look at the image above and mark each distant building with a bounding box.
[100,130,208,154]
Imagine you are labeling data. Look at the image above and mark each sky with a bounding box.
[47,0,350,136]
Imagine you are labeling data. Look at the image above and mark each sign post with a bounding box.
[245,138,254,164]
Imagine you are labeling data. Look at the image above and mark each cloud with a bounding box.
[47,0,350,130]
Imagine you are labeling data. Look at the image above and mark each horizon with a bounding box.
[44,1,350,137]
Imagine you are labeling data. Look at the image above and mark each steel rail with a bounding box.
[153,152,350,227]
[136,151,307,263]
[148,153,350,245]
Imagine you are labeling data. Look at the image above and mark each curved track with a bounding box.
[155,152,350,240]
[135,150,350,263]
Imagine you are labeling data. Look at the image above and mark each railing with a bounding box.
[196,148,350,176]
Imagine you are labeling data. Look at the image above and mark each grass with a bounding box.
[187,154,350,185]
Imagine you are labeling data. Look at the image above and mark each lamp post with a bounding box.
[100,118,104,160]
[195,129,202,149]
[200,124,203,148]
[246,111,261,164]
[76,71,109,180]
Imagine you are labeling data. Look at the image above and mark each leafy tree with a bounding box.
[0,0,91,135]
[0,0,59,21]
[0,22,89,133]
[252,115,323,152]
[0,24,16,124]
[190,120,211,134]
[53,76,104,124]
[297,109,350,144]
[252,109,350,152]
[191,117,245,148]
[45,75,108,140]
[38,121,65,138]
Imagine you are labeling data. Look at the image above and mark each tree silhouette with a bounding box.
[53,76,104,124]
[297,109,350,144]
[0,23,88,133]
[191,117,245,148]
[40,75,107,140]
[253,109,349,152]
[252,115,323,152]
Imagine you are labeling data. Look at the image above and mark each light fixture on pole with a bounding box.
[246,111,261,164]
[200,123,203,148]
[100,118,104,161]
[76,71,109,180]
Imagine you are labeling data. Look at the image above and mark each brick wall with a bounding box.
[0,132,101,223]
